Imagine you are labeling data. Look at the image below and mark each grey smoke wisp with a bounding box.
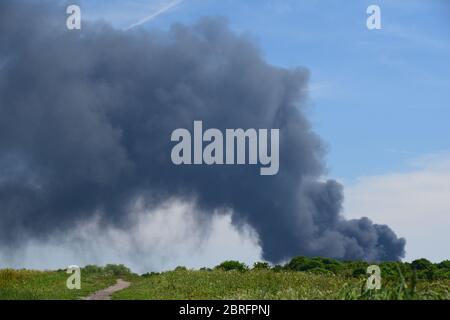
[0,1,405,264]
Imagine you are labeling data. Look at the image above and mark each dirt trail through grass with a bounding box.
[84,279,130,300]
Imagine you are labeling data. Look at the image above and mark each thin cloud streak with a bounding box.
[125,0,182,31]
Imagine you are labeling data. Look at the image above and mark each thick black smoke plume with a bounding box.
[0,1,405,263]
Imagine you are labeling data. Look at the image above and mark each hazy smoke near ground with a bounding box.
[0,0,405,267]
[0,199,262,273]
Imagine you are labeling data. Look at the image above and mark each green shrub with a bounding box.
[253,262,270,270]
[379,262,407,279]
[174,266,188,271]
[286,256,308,270]
[352,267,367,277]
[141,272,161,278]
[83,265,103,274]
[271,265,284,272]
[141,272,160,277]
[199,267,213,272]
[344,261,369,278]
[312,257,343,273]
[410,259,437,280]
[411,258,434,271]
[437,260,450,271]
[307,267,333,275]
[286,256,324,271]
[215,261,248,272]
[104,264,132,276]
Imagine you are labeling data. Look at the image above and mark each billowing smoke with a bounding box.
[0,1,405,266]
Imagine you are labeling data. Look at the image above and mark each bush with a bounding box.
[271,265,284,272]
[344,261,369,278]
[437,260,450,271]
[307,267,334,275]
[215,261,248,272]
[379,262,407,279]
[286,256,324,272]
[411,258,434,271]
[104,264,132,276]
[200,267,213,272]
[174,266,188,271]
[253,262,270,270]
[417,268,437,281]
[435,269,450,279]
[435,261,450,279]
[312,257,343,273]
[83,265,103,274]
[352,267,367,277]
[141,272,160,277]
[411,259,436,280]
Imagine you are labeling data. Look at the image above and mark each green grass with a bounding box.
[0,268,118,300]
[1,258,449,300]
[113,269,357,300]
[112,269,449,300]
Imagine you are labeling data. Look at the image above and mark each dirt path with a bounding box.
[84,279,130,300]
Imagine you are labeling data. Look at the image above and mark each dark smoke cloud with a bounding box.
[0,1,405,263]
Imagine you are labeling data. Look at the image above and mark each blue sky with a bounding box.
[78,0,450,183]
[74,0,450,261]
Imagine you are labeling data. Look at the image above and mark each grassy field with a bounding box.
[0,269,117,300]
[112,269,449,300]
[113,269,354,300]
[1,258,449,300]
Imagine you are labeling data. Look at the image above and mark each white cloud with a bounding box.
[343,153,450,262]
[0,198,262,273]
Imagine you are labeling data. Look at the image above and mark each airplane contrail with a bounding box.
[125,0,182,31]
